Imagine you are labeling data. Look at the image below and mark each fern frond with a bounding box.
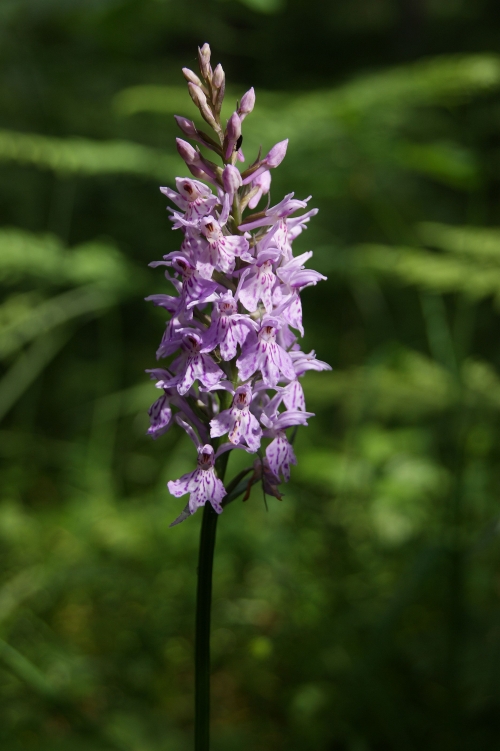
[418,222,500,259]
[0,229,134,289]
[304,349,500,417]
[0,129,177,179]
[352,243,500,300]
[0,287,116,360]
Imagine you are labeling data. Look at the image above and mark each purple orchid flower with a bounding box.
[247,169,271,210]
[236,248,280,313]
[168,443,226,515]
[203,291,257,360]
[199,215,250,275]
[260,401,313,481]
[236,316,296,387]
[163,331,224,395]
[210,384,262,452]
[161,178,218,224]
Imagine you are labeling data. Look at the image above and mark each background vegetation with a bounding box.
[1,0,500,749]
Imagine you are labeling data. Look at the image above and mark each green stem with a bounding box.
[194,452,229,751]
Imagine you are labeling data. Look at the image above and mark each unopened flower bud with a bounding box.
[186,163,206,180]
[198,43,212,80]
[265,139,288,168]
[224,111,242,159]
[222,164,242,195]
[212,64,225,90]
[174,115,198,139]
[176,138,198,165]
[238,87,255,120]
[188,83,219,132]
[182,68,203,87]
[188,82,207,108]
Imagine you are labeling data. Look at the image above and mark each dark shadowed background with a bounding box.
[2,0,500,749]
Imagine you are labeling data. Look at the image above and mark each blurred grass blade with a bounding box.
[0,637,58,698]
[0,566,48,624]
[0,331,70,422]
[0,287,116,359]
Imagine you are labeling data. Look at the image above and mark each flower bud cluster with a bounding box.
[147,43,330,524]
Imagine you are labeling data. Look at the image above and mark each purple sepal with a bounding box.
[147,393,173,439]
[265,432,296,482]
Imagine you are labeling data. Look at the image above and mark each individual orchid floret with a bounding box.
[146,370,210,442]
[199,215,250,275]
[241,139,288,185]
[290,349,332,377]
[203,291,257,360]
[164,331,224,395]
[150,253,221,310]
[259,401,313,482]
[237,316,296,387]
[239,193,310,231]
[236,248,280,313]
[168,443,226,516]
[160,178,217,223]
[210,384,262,452]
[238,87,255,120]
[265,432,296,482]
[247,170,271,210]
[277,251,326,290]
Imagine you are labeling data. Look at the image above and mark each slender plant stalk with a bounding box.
[194,503,218,751]
[195,452,229,751]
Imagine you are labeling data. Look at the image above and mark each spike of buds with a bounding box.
[198,43,212,81]
[238,88,255,120]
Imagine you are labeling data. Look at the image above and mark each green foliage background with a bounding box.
[1,1,500,749]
